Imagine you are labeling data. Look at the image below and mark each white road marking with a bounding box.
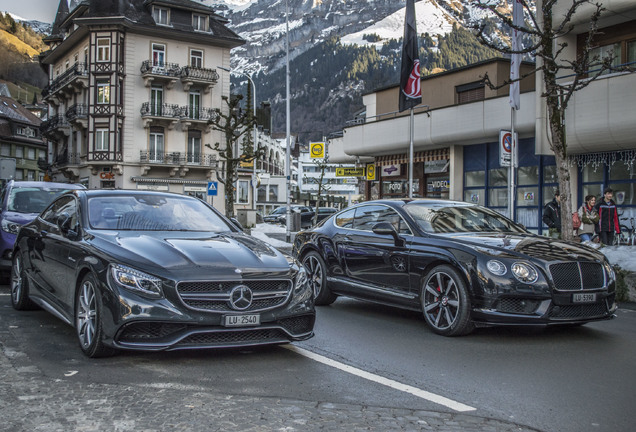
[0,293,10,296]
[284,345,476,412]
[64,371,79,377]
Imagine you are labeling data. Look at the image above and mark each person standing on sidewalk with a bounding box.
[577,195,599,244]
[542,190,561,238]
[595,187,621,245]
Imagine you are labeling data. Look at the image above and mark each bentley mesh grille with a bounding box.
[549,262,604,291]
[177,279,292,313]
[495,298,541,315]
[548,303,609,319]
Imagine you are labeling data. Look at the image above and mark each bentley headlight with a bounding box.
[294,265,309,294]
[604,261,616,281]
[110,264,163,298]
[1,219,21,235]
[486,260,507,276]
[511,262,538,283]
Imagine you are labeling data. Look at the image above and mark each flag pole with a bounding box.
[408,107,414,198]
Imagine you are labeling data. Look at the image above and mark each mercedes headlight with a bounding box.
[1,219,21,235]
[511,262,538,283]
[486,260,507,276]
[110,264,163,298]
[294,265,309,293]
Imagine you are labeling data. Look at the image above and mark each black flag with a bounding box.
[399,0,421,112]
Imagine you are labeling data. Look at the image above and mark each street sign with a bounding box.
[207,181,218,196]
[499,130,517,167]
[366,163,376,181]
[336,167,366,177]
[310,142,325,159]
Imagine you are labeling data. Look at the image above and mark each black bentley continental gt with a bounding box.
[11,190,314,357]
[292,199,617,336]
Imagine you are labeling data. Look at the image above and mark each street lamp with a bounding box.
[218,66,258,211]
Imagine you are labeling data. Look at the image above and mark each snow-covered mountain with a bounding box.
[6,13,51,35]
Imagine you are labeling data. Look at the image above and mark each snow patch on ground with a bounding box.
[600,246,636,272]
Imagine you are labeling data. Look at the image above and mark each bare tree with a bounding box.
[208,94,263,218]
[470,0,623,240]
[303,158,332,225]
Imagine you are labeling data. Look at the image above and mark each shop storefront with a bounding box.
[370,149,450,200]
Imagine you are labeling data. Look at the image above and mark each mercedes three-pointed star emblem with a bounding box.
[229,285,253,311]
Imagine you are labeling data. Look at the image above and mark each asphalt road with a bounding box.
[1,285,635,432]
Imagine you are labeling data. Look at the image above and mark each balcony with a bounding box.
[140,60,181,89]
[139,151,218,169]
[65,104,88,129]
[180,66,219,93]
[42,63,89,104]
[140,102,181,129]
[179,106,218,131]
[40,114,71,138]
[54,151,81,166]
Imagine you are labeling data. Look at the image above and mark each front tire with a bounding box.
[10,252,37,310]
[302,251,337,306]
[75,273,117,358]
[421,265,474,336]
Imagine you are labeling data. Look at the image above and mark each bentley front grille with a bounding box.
[549,262,605,291]
[176,279,292,313]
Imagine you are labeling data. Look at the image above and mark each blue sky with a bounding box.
[0,0,59,23]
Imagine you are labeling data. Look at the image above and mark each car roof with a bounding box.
[78,189,193,199]
[7,180,85,190]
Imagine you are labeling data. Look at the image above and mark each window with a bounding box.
[84,47,88,64]
[456,81,485,104]
[192,14,207,31]
[1,144,10,156]
[96,38,110,62]
[149,131,164,162]
[188,91,201,119]
[65,60,70,70]
[95,129,109,151]
[74,53,79,64]
[15,146,23,158]
[190,49,203,68]
[153,7,170,25]
[27,148,36,160]
[628,40,636,64]
[589,43,621,75]
[188,131,201,163]
[268,185,278,202]
[152,43,165,67]
[97,81,110,104]
[335,208,355,228]
[236,180,249,204]
[150,86,163,115]
[27,170,35,180]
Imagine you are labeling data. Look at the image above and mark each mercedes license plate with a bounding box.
[573,293,596,303]
[224,314,260,327]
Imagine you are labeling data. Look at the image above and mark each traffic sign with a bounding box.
[499,130,516,167]
[207,181,218,196]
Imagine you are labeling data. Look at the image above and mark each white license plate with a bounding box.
[573,293,597,303]
[224,314,260,327]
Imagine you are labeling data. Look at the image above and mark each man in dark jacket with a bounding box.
[595,187,621,245]
[542,190,561,237]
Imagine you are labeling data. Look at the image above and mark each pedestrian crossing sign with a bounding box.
[207,181,218,196]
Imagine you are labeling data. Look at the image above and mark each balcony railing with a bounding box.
[180,66,219,83]
[140,102,182,118]
[54,152,81,166]
[140,151,218,167]
[40,115,70,135]
[65,104,88,122]
[180,106,218,122]
[42,63,88,98]
[140,60,181,77]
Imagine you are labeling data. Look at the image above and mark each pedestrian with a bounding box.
[542,190,561,238]
[577,194,599,244]
[595,187,621,245]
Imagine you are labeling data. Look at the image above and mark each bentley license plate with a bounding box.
[573,293,596,303]
[224,314,260,327]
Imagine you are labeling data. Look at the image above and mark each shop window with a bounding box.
[628,40,636,64]
[465,171,485,187]
[236,180,249,204]
[517,166,539,185]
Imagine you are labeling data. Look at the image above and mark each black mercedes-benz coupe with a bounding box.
[11,190,314,357]
[292,199,617,336]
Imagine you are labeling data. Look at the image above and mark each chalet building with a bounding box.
[0,93,47,181]
[39,0,244,213]
[330,0,635,235]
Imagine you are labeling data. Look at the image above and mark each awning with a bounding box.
[376,148,449,166]
[131,177,209,185]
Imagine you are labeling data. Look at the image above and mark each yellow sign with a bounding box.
[310,142,325,159]
[336,167,366,177]
[366,163,376,181]
[240,160,254,168]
